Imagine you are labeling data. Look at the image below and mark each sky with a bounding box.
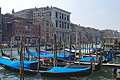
[0,0,120,31]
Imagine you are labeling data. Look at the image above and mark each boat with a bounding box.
[37,58,94,77]
[0,49,50,71]
[74,56,104,71]
[0,56,92,77]
[65,47,95,54]
[80,56,106,63]
[44,47,63,51]
[38,66,92,77]
[26,47,75,60]
[0,52,94,77]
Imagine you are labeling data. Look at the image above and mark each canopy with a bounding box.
[46,67,88,73]
[0,57,38,70]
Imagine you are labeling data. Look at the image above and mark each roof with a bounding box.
[14,6,71,14]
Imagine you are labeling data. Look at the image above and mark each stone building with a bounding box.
[13,6,71,43]
[101,29,120,38]
[70,23,103,43]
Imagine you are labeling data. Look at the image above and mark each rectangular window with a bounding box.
[67,24,69,29]
[59,21,61,28]
[64,15,66,20]
[65,22,66,29]
[62,14,64,19]
[59,16,61,19]
[67,16,69,21]
[56,12,58,18]
[62,22,64,28]
[56,21,58,27]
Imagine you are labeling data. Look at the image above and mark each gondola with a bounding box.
[65,47,94,54]
[44,47,63,51]
[0,56,93,77]
[26,47,75,60]
[75,56,103,71]
[38,66,92,77]
[0,49,94,77]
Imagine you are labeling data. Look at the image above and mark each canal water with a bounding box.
[0,47,119,80]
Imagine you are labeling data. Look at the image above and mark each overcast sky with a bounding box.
[0,0,120,31]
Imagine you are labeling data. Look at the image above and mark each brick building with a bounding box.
[2,13,54,46]
[0,7,2,43]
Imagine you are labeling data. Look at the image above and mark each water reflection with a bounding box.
[0,47,118,80]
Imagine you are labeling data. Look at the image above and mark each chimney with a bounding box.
[12,9,14,14]
[47,6,49,9]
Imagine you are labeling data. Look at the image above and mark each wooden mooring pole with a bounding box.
[37,37,40,73]
[69,35,72,63]
[23,38,25,60]
[79,37,81,65]
[54,34,57,67]
[20,35,24,80]
[27,38,29,61]
[55,38,57,67]
[85,38,86,57]
[87,38,88,55]
[82,38,84,56]
[62,39,65,60]
[75,33,78,61]
[89,39,91,56]
[95,38,98,62]
[10,37,12,60]
[92,39,93,56]
[45,38,47,55]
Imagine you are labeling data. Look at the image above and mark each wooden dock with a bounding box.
[75,61,120,68]
[102,63,120,68]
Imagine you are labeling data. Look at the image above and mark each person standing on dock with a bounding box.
[107,49,112,61]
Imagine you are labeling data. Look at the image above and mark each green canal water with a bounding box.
[0,47,119,80]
